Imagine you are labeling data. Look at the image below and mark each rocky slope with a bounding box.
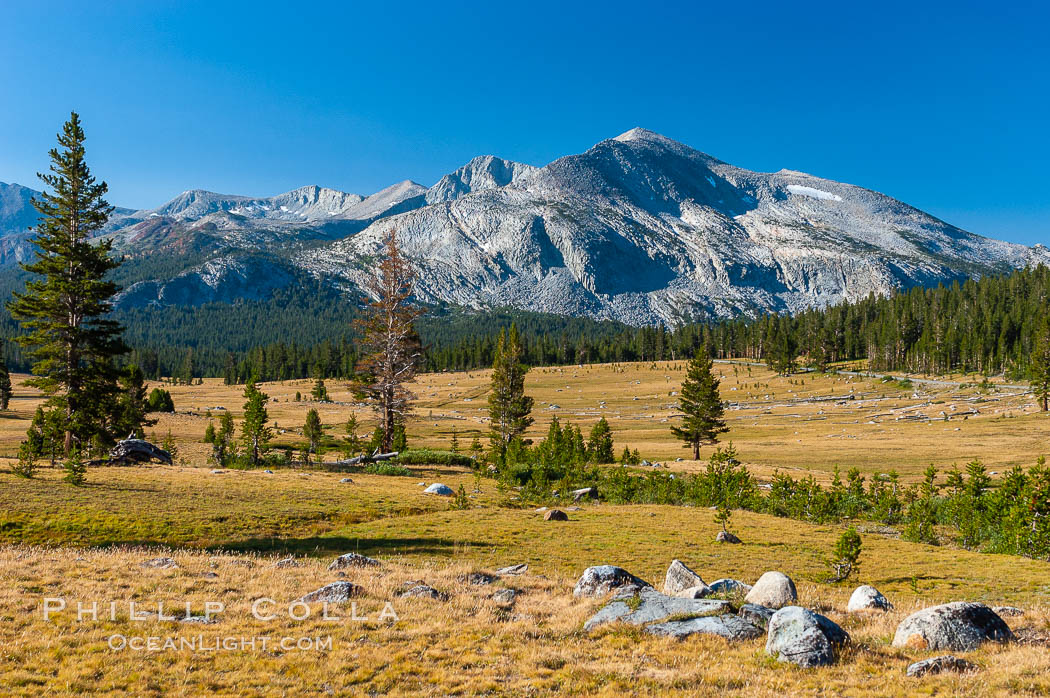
[2,131,1046,325]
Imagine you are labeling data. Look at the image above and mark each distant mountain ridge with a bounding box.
[1,129,1047,325]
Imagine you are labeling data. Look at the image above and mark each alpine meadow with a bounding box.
[2,4,1049,696]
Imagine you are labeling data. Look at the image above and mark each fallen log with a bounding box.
[330,451,399,467]
[89,438,173,466]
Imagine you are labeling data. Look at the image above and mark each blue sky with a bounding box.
[1,0,1047,245]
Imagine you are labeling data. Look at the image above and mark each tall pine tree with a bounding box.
[241,381,272,466]
[9,112,129,455]
[671,347,728,459]
[488,323,533,450]
[1032,318,1050,412]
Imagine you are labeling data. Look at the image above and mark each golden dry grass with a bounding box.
[1,362,1049,695]
[1,542,1048,697]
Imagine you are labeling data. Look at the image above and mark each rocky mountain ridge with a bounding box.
[1,130,1046,325]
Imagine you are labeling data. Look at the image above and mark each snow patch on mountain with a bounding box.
[786,184,843,202]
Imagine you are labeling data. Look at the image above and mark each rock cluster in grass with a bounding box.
[575,561,1019,671]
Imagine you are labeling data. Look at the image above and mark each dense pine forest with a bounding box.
[1,264,1048,382]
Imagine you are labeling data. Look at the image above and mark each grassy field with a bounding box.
[1,362,1048,695]
[2,360,1045,482]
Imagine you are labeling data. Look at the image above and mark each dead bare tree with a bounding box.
[354,230,422,452]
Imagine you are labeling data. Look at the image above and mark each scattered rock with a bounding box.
[297,581,364,604]
[534,507,549,513]
[708,578,752,596]
[262,469,274,474]
[328,552,381,571]
[573,565,651,598]
[766,606,850,667]
[675,585,713,599]
[141,557,178,569]
[274,557,301,568]
[848,585,892,613]
[199,571,219,579]
[584,587,733,631]
[179,614,217,624]
[572,487,598,503]
[495,563,528,576]
[738,603,775,629]
[424,483,454,496]
[646,613,763,641]
[458,572,498,585]
[400,584,449,601]
[715,530,742,544]
[745,571,797,609]
[544,509,568,521]
[210,469,224,474]
[492,588,518,606]
[993,606,1024,617]
[339,477,354,483]
[566,506,582,512]
[906,655,979,677]
[893,602,1014,651]
[663,559,709,596]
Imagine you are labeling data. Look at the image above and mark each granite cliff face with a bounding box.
[2,131,1046,324]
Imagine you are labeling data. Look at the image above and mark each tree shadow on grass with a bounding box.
[206,535,490,558]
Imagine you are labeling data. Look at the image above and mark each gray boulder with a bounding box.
[739,603,775,629]
[716,531,742,544]
[893,602,1013,651]
[906,655,978,677]
[274,557,301,568]
[847,585,892,612]
[328,552,381,570]
[424,483,454,496]
[573,565,651,598]
[745,571,797,609]
[708,578,752,596]
[492,588,518,606]
[297,581,364,603]
[584,587,732,631]
[993,606,1023,617]
[663,559,709,596]
[458,572,498,585]
[544,509,569,521]
[675,585,713,599]
[495,563,528,576]
[766,606,850,667]
[646,614,763,641]
[141,557,178,569]
[400,584,449,601]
